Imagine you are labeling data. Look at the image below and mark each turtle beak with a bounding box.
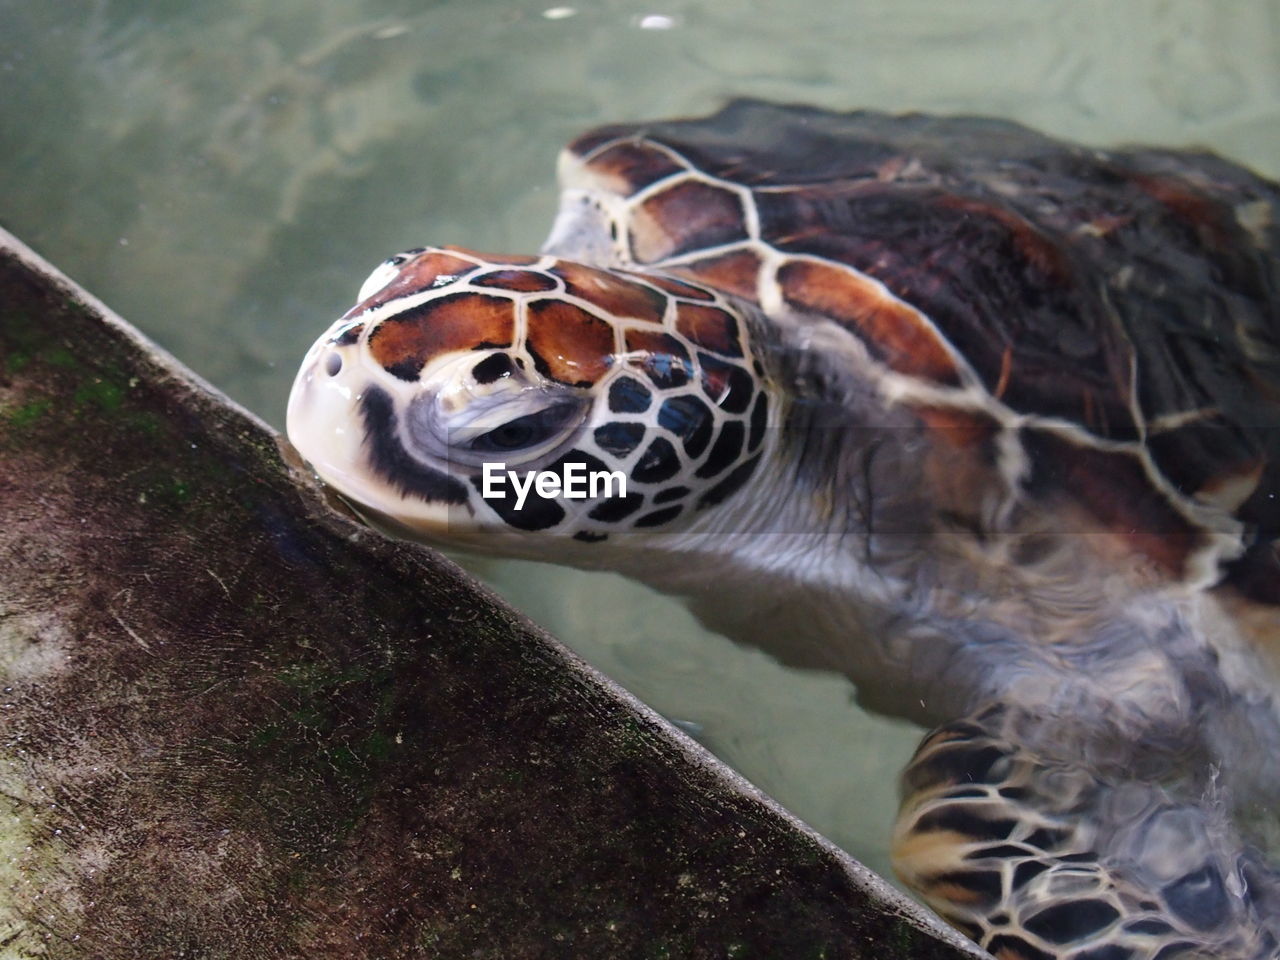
[287,328,483,541]
[286,333,377,505]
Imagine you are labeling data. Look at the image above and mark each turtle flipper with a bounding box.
[893,705,1280,960]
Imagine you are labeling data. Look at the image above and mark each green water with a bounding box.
[2,0,1278,882]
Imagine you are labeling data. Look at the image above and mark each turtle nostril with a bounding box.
[324,352,343,377]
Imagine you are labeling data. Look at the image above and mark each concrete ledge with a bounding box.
[0,227,983,958]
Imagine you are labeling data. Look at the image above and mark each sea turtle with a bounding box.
[286,99,1280,960]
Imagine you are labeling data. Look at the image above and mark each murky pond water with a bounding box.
[3,0,1278,883]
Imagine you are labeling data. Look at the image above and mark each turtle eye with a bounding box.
[466,403,581,453]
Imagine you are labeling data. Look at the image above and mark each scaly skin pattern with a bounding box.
[288,247,772,546]
[289,101,1280,959]
[896,705,1280,960]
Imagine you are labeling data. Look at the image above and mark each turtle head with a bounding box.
[287,246,774,556]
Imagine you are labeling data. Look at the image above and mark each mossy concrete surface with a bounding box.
[0,227,984,959]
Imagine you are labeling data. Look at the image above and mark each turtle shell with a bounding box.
[558,99,1280,603]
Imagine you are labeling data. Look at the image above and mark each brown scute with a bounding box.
[473,269,560,293]
[759,182,1145,434]
[443,245,540,266]
[779,259,961,386]
[622,270,716,301]
[564,127,625,159]
[630,179,749,264]
[1022,428,1205,576]
[698,355,754,414]
[1126,171,1236,249]
[580,140,685,196]
[552,260,668,324]
[913,405,1004,533]
[1195,459,1264,512]
[625,328,692,360]
[700,360,730,404]
[675,303,743,357]
[1146,411,1262,508]
[671,249,763,301]
[624,328,694,388]
[344,250,480,318]
[912,405,1000,450]
[936,195,1071,282]
[368,293,516,381]
[525,299,615,386]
